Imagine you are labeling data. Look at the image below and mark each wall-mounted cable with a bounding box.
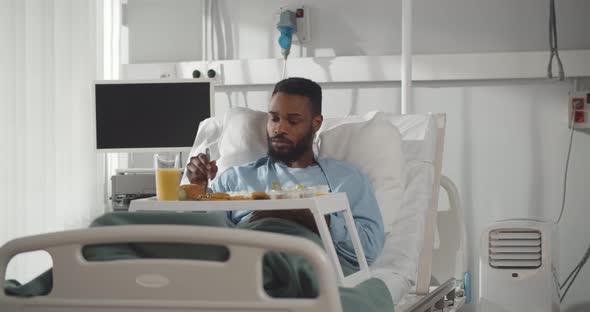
[201,0,207,62]
[555,109,575,224]
[560,243,590,303]
[547,0,565,81]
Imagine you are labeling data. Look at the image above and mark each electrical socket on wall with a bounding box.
[190,62,222,84]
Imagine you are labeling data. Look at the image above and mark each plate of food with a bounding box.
[178,184,271,201]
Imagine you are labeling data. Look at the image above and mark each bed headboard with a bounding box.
[415,113,446,295]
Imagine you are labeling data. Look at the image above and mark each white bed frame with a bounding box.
[0,225,342,311]
[396,114,466,312]
[1,113,466,312]
[417,114,447,295]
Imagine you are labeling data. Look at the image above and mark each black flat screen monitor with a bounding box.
[93,80,212,152]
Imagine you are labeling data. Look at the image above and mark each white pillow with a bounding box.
[216,107,268,174]
[317,116,405,233]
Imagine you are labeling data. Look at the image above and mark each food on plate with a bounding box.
[229,195,250,201]
[251,191,270,200]
[207,192,231,200]
[177,186,328,202]
[178,184,206,200]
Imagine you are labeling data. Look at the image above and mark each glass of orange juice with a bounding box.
[154,152,181,201]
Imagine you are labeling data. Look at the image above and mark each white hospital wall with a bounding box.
[127,0,203,63]
[127,0,590,61]
[124,1,590,310]
[414,82,590,312]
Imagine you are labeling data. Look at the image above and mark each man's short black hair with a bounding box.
[272,77,322,116]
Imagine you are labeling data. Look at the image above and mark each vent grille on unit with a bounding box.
[488,229,542,269]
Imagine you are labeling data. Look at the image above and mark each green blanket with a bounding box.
[4,212,393,312]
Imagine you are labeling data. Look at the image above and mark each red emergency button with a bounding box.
[296,8,304,18]
[572,98,584,110]
[575,111,585,123]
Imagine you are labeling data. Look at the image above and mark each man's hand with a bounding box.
[186,153,218,185]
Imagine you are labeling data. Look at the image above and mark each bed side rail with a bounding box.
[399,278,462,312]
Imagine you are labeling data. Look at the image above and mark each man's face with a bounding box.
[267,92,322,163]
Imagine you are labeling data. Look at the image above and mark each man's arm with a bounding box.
[330,167,385,265]
[209,169,248,224]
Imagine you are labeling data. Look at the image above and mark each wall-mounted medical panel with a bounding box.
[123,50,590,86]
[569,90,590,130]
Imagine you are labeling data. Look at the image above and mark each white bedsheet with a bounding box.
[322,113,438,303]
[376,114,438,303]
[372,161,434,303]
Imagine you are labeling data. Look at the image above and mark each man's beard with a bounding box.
[267,127,314,163]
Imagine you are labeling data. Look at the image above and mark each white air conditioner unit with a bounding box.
[478,220,560,312]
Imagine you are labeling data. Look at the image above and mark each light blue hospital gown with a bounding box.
[211,156,385,265]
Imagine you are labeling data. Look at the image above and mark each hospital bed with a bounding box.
[1,108,466,311]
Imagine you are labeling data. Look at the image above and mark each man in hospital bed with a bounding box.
[5,78,394,312]
[185,77,385,266]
